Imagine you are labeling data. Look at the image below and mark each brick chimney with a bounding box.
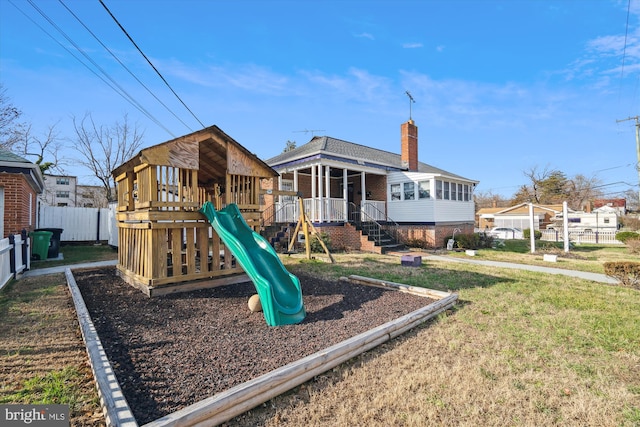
[401,119,418,171]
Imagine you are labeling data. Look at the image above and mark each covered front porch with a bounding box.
[268,162,388,224]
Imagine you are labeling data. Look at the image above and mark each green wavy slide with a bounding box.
[199,201,306,326]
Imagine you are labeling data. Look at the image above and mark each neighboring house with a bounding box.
[264,119,478,250]
[41,174,110,208]
[0,150,45,238]
[479,202,619,233]
[592,198,626,216]
[77,185,109,208]
[548,205,618,232]
[42,174,78,206]
[477,203,564,231]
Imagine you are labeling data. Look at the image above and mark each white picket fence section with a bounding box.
[38,206,111,242]
[0,233,29,291]
[540,229,623,245]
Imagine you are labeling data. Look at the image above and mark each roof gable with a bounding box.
[495,203,567,215]
[112,126,278,183]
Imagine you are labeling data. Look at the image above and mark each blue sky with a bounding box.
[1,0,639,199]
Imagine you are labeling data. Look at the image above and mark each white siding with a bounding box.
[387,171,475,223]
[388,198,436,222]
[432,200,475,222]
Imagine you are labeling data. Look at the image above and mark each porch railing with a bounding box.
[361,200,386,221]
[261,201,298,229]
[270,198,386,224]
[303,198,347,222]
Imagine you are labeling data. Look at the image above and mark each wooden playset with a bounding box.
[111,126,278,296]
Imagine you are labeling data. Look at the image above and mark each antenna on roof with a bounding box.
[293,129,325,137]
[405,90,415,120]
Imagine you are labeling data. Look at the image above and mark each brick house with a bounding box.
[263,119,478,250]
[0,150,45,238]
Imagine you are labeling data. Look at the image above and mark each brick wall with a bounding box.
[398,222,475,248]
[0,173,38,236]
[313,223,362,252]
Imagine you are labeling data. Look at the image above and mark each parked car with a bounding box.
[487,227,523,239]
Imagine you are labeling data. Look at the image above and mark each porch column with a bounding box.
[277,175,282,209]
[325,166,331,221]
[361,171,366,219]
[343,168,348,221]
[317,165,323,222]
[311,165,316,221]
[293,169,299,222]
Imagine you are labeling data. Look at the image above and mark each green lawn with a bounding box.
[28,244,117,270]
[442,240,637,274]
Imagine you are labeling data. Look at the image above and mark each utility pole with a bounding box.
[616,115,640,206]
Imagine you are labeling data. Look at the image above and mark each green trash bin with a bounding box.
[30,231,53,261]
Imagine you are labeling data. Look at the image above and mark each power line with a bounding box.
[99,0,206,129]
[618,0,631,101]
[57,0,193,133]
[12,0,175,137]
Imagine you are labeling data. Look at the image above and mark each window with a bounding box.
[403,182,415,200]
[451,182,457,201]
[443,182,450,200]
[56,177,70,185]
[56,191,70,198]
[458,184,463,201]
[436,180,443,199]
[604,218,610,224]
[390,184,401,201]
[464,184,470,201]
[418,181,430,199]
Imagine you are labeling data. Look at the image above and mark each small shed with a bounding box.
[111,126,278,296]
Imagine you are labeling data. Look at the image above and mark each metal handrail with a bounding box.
[260,201,297,230]
[349,201,402,246]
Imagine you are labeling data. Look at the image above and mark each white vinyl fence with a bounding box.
[38,205,111,242]
[540,229,623,245]
[0,232,30,291]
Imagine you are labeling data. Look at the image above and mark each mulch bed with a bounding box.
[74,267,433,424]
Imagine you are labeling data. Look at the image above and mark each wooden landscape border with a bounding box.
[66,268,458,427]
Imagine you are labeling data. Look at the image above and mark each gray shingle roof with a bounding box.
[0,149,31,164]
[266,136,476,182]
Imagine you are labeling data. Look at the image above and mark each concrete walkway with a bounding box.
[22,259,118,278]
[387,250,617,284]
[422,254,617,284]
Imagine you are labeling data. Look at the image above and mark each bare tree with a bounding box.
[474,190,510,210]
[566,174,603,211]
[17,122,65,174]
[72,113,144,202]
[0,84,24,151]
